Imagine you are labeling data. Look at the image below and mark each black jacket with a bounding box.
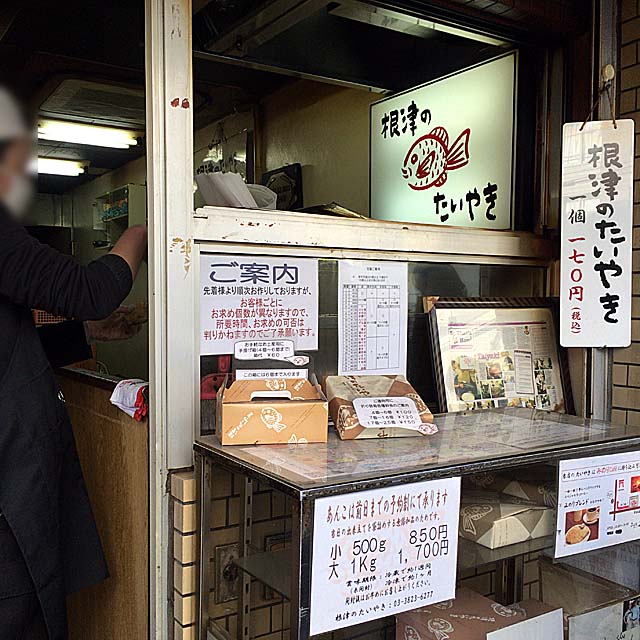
[0,203,132,639]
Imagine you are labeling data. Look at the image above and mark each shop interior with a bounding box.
[2,2,623,640]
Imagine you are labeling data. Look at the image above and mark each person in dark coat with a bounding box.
[0,88,147,638]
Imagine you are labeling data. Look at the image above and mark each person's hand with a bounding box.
[85,304,147,342]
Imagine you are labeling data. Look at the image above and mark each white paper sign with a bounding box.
[235,369,307,380]
[200,255,318,355]
[370,53,515,229]
[488,609,564,639]
[234,339,295,361]
[310,477,461,635]
[560,120,634,347]
[338,260,408,376]
[353,397,422,430]
[556,450,640,558]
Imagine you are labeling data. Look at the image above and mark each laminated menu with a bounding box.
[324,375,436,440]
[459,491,554,549]
[395,588,558,639]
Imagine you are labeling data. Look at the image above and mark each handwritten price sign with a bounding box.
[309,477,461,635]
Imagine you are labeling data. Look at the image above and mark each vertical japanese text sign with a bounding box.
[370,53,515,229]
[560,120,634,347]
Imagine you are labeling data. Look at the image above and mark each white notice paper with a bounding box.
[235,369,307,380]
[234,339,295,361]
[200,255,318,355]
[310,477,461,635]
[488,609,564,639]
[560,120,634,347]
[556,451,640,558]
[338,260,408,376]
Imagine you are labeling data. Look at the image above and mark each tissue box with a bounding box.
[466,468,557,508]
[216,376,328,445]
[395,588,556,639]
[459,491,554,549]
[325,375,435,440]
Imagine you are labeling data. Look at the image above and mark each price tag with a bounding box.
[234,340,295,361]
[353,397,421,430]
[310,477,461,635]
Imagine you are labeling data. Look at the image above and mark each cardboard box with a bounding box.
[395,588,557,639]
[325,375,435,440]
[459,491,554,549]
[216,376,328,445]
[466,467,557,508]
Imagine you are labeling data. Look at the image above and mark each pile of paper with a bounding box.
[195,172,276,209]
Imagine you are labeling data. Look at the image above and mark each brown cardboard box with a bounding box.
[325,375,435,440]
[396,589,525,639]
[459,491,554,549]
[216,376,328,445]
[395,589,558,640]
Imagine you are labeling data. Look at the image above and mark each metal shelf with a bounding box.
[234,549,292,600]
[232,536,555,601]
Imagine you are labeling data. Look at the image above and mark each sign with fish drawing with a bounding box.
[370,53,516,230]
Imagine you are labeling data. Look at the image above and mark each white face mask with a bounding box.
[3,172,34,219]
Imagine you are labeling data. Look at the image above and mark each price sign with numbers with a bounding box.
[309,477,461,635]
[353,397,422,430]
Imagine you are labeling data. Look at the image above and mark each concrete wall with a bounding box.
[612,1,640,425]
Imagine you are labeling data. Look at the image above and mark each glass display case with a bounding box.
[195,409,640,640]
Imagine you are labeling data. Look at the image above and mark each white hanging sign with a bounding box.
[560,120,634,347]
[310,477,461,635]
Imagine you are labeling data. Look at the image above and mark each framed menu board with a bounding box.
[425,298,574,414]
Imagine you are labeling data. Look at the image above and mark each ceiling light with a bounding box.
[37,158,86,177]
[38,119,140,149]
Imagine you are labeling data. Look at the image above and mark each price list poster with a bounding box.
[338,260,408,376]
[309,477,461,635]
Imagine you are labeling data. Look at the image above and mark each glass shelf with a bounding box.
[457,535,555,571]
[234,549,292,600]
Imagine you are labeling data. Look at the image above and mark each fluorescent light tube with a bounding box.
[37,157,85,176]
[38,119,139,149]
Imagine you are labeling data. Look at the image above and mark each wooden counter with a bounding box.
[57,369,148,640]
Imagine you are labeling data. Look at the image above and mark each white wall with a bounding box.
[261,81,377,215]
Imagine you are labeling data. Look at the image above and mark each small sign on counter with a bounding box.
[556,450,640,558]
[309,477,461,635]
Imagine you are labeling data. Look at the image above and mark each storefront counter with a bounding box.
[194,409,640,640]
[56,368,149,640]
